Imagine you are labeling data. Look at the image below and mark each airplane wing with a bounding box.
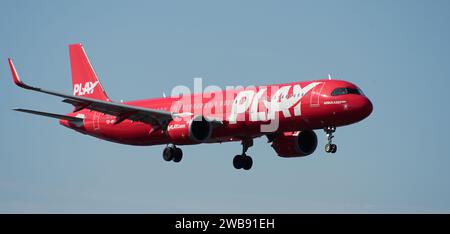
[8,58,173,126]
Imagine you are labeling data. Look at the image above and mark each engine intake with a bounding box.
[167,115,212,144]
[271,130,318,157]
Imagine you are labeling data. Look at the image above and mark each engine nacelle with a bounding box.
[271,130,318,157]
[166,115,212,144]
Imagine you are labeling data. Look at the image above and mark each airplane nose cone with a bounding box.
[365,98,373,116]
[360,97,373,119]
[347,96,373,121]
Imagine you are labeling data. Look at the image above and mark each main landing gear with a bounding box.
[324,126,337,153]
[163,144,183,163]
[233,139,254,170]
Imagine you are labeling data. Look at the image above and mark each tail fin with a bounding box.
[69,43,111,101]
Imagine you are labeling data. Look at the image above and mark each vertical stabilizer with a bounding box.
[69,44,110,101]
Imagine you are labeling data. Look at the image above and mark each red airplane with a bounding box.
[8,43,372,170]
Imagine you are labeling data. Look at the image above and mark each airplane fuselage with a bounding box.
[61,79,372,146]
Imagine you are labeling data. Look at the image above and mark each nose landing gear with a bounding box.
[324,126,337,153]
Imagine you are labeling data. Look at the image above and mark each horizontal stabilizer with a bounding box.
[13,108,83,122]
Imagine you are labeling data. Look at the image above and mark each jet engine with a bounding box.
[166,115,212,144]
[271,130,318,157]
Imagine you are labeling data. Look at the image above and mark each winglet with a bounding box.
[8,58,34,90]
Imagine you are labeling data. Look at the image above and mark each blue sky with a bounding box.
[1,0,449,213]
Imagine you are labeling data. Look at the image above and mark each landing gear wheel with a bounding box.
[163,147,174,161]
[325,143,337,154]
[173,148,183,162]
[233,155,243,169]
[163,145,183,162]
[242,156,253,170]
[233,139,254,170]
[331,144,337,153]
[325,144,332,153]
[233,155,253,170]
[324,126,338,154]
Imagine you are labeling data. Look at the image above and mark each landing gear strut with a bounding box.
[233,139,253,170]
[324,126,337,153]
[163,144,183,163]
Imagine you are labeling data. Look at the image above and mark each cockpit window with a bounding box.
[346,88,360,95]
[331,88,348,96]
[357,88,365,96]
[331,87,363,96]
